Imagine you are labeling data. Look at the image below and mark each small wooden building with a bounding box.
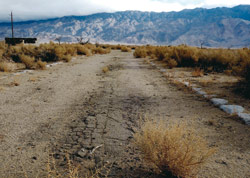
[5,38,37,45]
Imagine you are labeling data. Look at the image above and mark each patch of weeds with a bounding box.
[121,46,132,52]
[102,66,109,73]
[11,79,20,86]
[0,62,14,72]
[37,60,47,70]
[192,68,204,77]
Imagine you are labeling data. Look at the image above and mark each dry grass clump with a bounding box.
[76,45,92,56]
[45,154,111,178]
[37,60,47,70]
[167,59,178,69]
[121,46,132,52]
[19,54,36,69]
[192,68,204,77]
[92,47,111,55]
[102,66,109,73]
[134,120,216,177]
[134,47,148,58]
[0,62,13,72]
[62,55,72,63]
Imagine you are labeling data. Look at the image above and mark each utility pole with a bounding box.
[11,11,14,38]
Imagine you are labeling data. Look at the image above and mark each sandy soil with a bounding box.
[0,51,250,178]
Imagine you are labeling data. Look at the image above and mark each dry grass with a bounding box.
[76,46,92,56]
[0,62,13,72]
[0,42,111,73]
[121,46,132,52]
[167,59,178,69]
[11,79,20,86]
[92,47,111,55]
[102,66,109,73]
[44,154,111,178]
[134,120,216,178]
[19,54,36,69]
[62,55,72,63]
[192,68,204,77]
[134,45,250,96]
[134,47,147,58]
[37,60,47,70]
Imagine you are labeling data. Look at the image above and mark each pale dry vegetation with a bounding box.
[134,45,250,97]
[0,41,111,72]
[134,120,216,178]
[21,154,111,178]
[120,46,132,52]
[0,62,14,72]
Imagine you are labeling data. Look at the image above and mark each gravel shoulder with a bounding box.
[0,51,250,178]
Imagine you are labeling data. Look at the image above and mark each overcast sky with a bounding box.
[0,0,249,22]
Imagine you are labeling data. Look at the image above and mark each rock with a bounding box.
[197,90,207,95]
[160,69,166,73]
[220,105,244,114]
[237,113,250,125]
[192,87,207,95]
[183,82,190,87]
[192,87,202,92]
[77,148,87,158]
[211,98,228,106]
[204,94,217,98]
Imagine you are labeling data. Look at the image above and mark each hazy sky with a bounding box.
[0,0,249,21]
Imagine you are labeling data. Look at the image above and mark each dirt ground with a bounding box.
[0,50,250,178]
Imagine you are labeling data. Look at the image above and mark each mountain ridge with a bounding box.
[0,5,249,47]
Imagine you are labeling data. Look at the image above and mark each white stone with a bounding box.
[220,105,244,114]
[192,87,201,92]
[238,113,250,125]
[204,94,217,98]
[197,90,207,95]
[210,98,228,106]
[160,69,166,73]
[46,62,63,67]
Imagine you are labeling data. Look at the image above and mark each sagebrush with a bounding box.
[0,41,111,71]
[134,45,250,96]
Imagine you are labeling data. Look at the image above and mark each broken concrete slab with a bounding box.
[237,113,250,125]
[211,98,228,106]
[220,105,244,115]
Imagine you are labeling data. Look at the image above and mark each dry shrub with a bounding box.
[93,47,111,55]
[19,54,35,69]
[121,46,132,52]
[0,62,13,72]
[37,60,47,70]
[133,47,147,58]
[62,55,72,62]
[65,45,77,56]
[154,46,169,61]
[191,68,204,77]
[167,59,178,69]
[102,66,109,73]
[76,45,92,56]
[134,120,216,178]
[11,79,20,86]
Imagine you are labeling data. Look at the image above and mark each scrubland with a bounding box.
[134,45,250,97]
[1,44,249,178]
[0,41,111,72]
